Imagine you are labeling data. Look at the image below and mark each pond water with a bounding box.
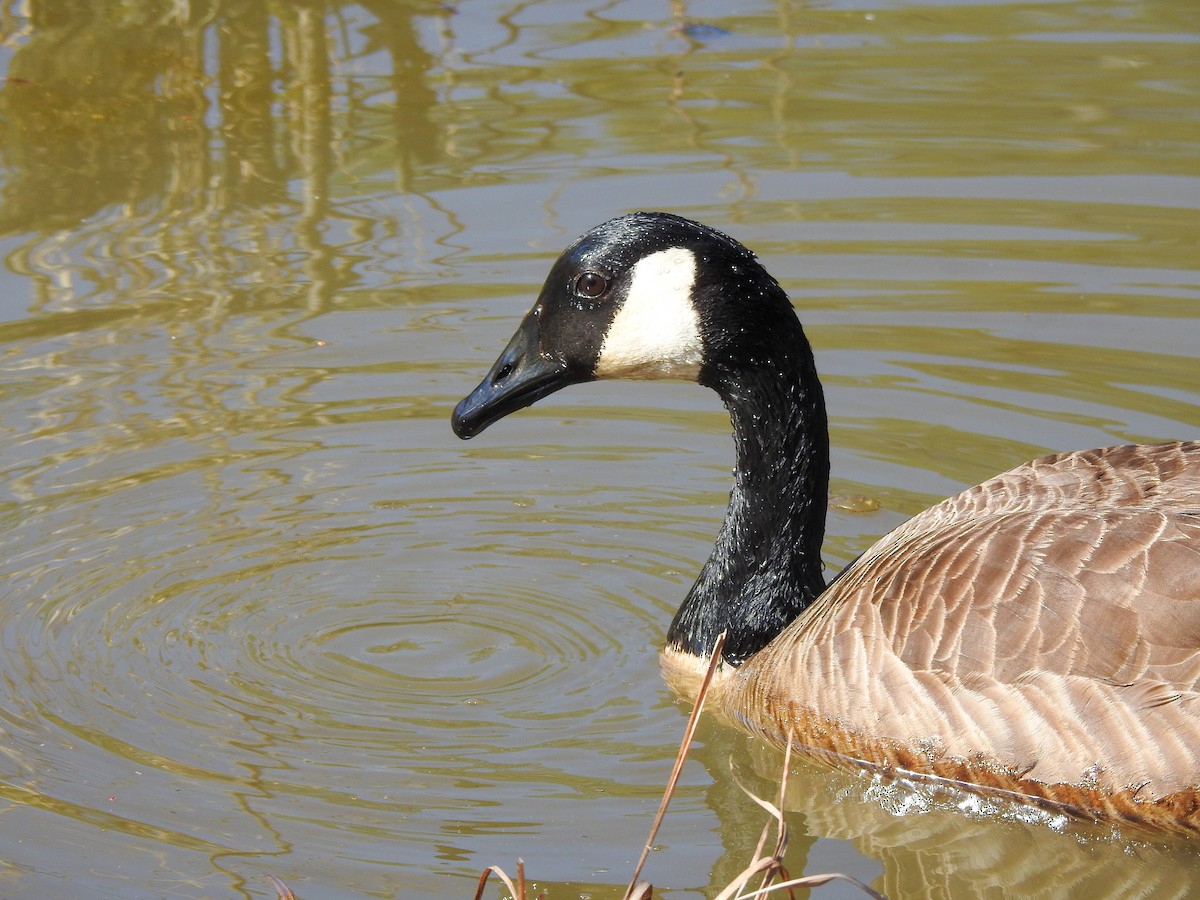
[0,1,1197,898]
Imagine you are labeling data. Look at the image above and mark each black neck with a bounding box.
[666,321,829,665]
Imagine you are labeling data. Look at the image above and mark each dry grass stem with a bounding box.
[623,631,728,899]
[732,872,886,899]
[718,737,885,900]
[472,858,546,900]
[472,629,886,900]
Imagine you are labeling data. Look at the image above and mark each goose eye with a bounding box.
[572,271,609,300]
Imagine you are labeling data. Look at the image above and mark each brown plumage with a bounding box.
[452,213,1200,832]
[669,441,1200,831]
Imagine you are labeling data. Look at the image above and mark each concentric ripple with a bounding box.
[1,489,646,766]
[0,379,680,891]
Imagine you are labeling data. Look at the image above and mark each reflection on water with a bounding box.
[697,727,1200,899]
[0,0,1197,897]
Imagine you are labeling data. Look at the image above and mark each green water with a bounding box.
[0,1,1197,897]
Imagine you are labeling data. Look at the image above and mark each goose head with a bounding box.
[452,212,809,438]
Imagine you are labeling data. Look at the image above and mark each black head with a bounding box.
[451,212,800,439]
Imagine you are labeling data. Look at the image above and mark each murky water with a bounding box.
[0,1,1197,897]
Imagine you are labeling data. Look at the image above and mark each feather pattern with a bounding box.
[689,442,1200,830]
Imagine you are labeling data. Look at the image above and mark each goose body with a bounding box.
[452,212,1200,831]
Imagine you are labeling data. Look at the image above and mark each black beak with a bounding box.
[452,311,574,439]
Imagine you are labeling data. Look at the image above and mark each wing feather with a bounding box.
[726,441,1200,804]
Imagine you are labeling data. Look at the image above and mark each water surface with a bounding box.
[0,1,1197,897]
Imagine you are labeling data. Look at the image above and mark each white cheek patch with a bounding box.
[594,247,704,380]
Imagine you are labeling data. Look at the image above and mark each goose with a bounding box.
[451,212,1200,831]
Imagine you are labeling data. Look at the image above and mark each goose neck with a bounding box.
[667,343,830,665]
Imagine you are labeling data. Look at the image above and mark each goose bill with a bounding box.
[452,312,573,439]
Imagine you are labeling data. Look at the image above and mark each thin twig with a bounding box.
[722,735,884,900]
[758,739,795,897]
[473,864,521,900]
[623,631,727,899]
[470,645,885,900]
[713,856,781,900]
[733,872,886,900]
[728,746,790,896]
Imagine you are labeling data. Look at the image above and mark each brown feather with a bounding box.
[664,441,1200,832]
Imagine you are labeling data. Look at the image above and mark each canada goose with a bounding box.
[452,212,1200,831]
